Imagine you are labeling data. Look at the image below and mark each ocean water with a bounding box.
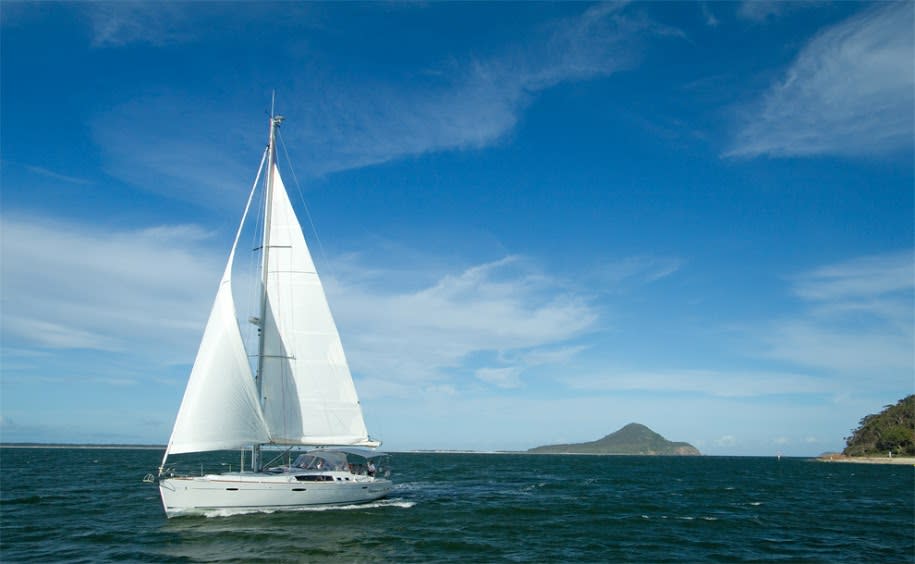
[1,448,912,563]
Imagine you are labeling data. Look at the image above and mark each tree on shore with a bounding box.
[843,395,915,456]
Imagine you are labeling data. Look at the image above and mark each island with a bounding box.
[527,423,701,455]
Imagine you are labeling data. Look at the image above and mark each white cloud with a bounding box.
[326,255,598,394]
[727,2,914,158]
[791,251,914,302]
[0,215,223,362]
[271,3,679,177]
[0,214,597,396]
[516,345,589,367]
[23,164,92,185]
[564,368,829,397]
[763,320,912,375]
[2,318,116,351]
[595,255,684,286]
[475,367,523,389]
[90,4,682,201]
[761,250,914,379]
[562,250,913,402]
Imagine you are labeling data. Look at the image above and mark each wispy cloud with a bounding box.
[91,96,261,209]
[727,2,914,158]
[23,164,92,185]
[735,1,816,22]
[325,255,598,394]
[475,366,524,389]
[90,3,682,202]
[699,3,719,27]
[0,215,222,361]
[0,214,598,396]
[791,251,914,302]
[88,2,193,47]
[564,368,829,397]
[594,255,684,287]
[761,250,914,378]
[283,3,680,176]
[562,250,913,400]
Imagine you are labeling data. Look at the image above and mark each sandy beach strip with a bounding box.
[817,455,915,465]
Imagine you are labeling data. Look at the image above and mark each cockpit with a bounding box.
[289,448,389,478]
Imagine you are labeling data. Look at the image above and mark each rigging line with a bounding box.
[276,127,336,285]
[227,146,269,276]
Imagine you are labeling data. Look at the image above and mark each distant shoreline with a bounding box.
[3,444,912,462]
[0,444,165,450]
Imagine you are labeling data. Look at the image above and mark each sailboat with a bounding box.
[152,110,392,518]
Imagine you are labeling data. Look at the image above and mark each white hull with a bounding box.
[158,471,392,518]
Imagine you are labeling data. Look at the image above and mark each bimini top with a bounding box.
[308,447,388,460]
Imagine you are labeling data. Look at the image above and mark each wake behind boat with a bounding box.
[150,108,391,518]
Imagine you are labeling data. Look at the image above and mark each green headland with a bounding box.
[528,423,701,455]
[842,395,914,457]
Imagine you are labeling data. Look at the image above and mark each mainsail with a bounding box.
[259,165,375,446]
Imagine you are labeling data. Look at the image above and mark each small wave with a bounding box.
[202,507,273,518]
[749,502,763,506]
[520,482,546,492]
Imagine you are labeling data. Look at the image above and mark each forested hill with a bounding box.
[843,395,915,456]
[528,423,700,455]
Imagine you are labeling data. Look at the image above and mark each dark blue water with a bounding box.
[2,448,912,562]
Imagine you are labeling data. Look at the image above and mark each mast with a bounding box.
[253,98,283,471]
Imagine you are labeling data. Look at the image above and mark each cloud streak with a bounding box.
[91,96,262,210]
[268,3,677,176]
[23,164,92,185]
[88,3,194,47]
[1,213,598,397]
[727,2,914,158]
[89,3,683,204]
[325,255,598,395]
[564,368,830,397]
[0,215,222,362]
[735,1,817,23]
[561,250,913,401]
[761,250,914,378]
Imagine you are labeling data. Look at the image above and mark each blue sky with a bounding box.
[1,2,912,456]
